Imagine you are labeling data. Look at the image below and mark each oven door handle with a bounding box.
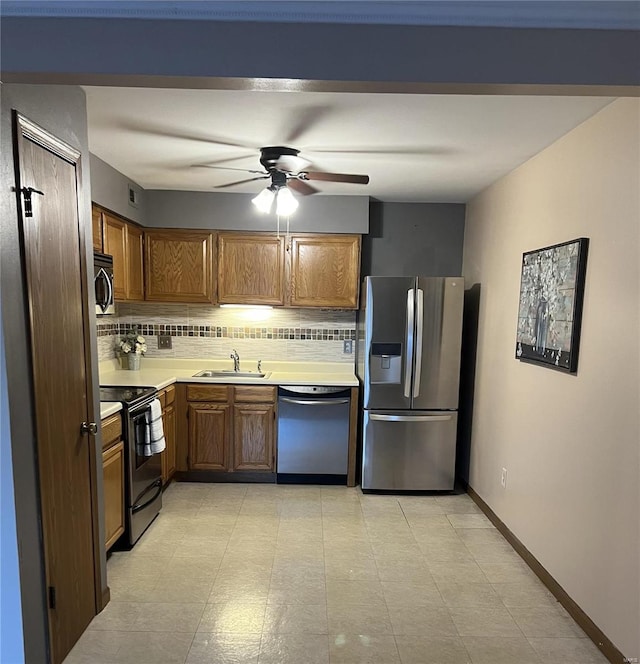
[132,478,162,514]
[279,397,350,406]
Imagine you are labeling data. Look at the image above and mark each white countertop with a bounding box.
[100,402,123,419]
[99,358,358,391]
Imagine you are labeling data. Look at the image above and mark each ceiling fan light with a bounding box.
[275,187,299,216]
[251,187,275,214]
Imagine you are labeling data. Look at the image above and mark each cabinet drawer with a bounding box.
[164,384,176,406]
[101,413,122,449]
[157,389,167,409]
[187,384,230,402]
[234,386,276,403]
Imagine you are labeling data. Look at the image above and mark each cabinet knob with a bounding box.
[80,421,98,436]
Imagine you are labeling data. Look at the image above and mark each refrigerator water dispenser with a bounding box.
[370,342,402,384]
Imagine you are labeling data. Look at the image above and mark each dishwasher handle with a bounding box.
[280,397,350,406]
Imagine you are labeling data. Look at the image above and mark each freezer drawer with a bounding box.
[362,410,458,491]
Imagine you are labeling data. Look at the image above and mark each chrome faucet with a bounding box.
[230,349,240,372]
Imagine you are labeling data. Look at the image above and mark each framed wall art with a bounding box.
[515,237,589,374]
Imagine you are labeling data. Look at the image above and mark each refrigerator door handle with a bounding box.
[370,414,453,422]
[404,289,414,398]
[413,288,424,397]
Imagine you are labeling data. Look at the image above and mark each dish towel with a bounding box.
[145,398,166,455]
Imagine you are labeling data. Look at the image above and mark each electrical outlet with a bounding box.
[343,339,353,354]
[501,467,508,488]
[157,335,172,350]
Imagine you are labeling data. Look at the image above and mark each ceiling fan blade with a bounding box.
[306,146,455,156]
[282,105,333,145]
[193,164,267,175]
[121,121,255,150]
[288,178,318,196]
[274,154,311,173]
[302,171,370,185]
[214,176,269,189]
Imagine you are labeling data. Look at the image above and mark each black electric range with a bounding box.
[99,384,162,548]
[99,385,157,409]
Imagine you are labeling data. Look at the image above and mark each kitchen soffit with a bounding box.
[84,87,614,203]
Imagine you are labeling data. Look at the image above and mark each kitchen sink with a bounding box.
[193,369,271,379]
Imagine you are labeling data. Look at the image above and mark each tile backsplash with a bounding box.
[97,303,356,364]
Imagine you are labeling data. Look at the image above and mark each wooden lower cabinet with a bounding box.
[233,403,275,471]
[102,441,125,551]
[101,413,125,552]
[188,403,231,470]
[186,385,275,475]
[159,385,177,485]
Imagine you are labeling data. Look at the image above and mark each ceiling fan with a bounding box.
[193,145,370,196]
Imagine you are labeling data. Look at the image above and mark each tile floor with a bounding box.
[64,483,608,664]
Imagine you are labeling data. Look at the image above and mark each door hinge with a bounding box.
[48,586,56,610]
[19,186,45,217]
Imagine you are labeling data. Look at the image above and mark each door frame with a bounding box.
[13,111,106,659]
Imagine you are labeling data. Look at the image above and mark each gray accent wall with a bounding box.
[145,190,369,233]
[1,84,107,663]
[90,153,146,224]
[2,18,639,87]
[362,201,465,276]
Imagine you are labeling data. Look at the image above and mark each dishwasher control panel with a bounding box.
[279,385,349,396]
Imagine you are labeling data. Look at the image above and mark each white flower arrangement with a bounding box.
[118,327,147,355]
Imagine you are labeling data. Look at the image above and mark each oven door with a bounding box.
[126,405,163,546]
[128,406,162,503]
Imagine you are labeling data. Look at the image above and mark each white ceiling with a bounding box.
[84,87,613,202]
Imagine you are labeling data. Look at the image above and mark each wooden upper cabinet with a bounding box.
[102,212,128,300]
[126,223,144,301]
[100,208,145,301]
[145,229,215,303]
[92,205,103,252]
[218,233,285,305]
[289,234,361,309]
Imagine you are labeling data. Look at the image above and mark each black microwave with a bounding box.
[94,252,115,315]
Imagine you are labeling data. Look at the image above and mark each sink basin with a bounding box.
[193,369,271,379]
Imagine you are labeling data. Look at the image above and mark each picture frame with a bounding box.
[515,237,589,374]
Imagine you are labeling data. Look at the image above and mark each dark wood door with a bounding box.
[14,114,98,663]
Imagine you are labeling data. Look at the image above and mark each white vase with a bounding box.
[127,353,141,371]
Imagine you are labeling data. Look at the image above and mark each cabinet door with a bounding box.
[126,223,144,301]
[145,230,215,303]
[188,403,230,470]
[289,234,361,308]
[218,233,285,305]
[161,403,177,484]
[232,403,275,471]
[102,441,125,551]
[92,205,103,252]
[102,213,128,300]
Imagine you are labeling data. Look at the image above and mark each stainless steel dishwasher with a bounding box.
[277,386,351,484]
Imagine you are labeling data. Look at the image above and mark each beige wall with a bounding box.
[463,98,639,658]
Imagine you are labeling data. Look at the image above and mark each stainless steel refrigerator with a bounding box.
[357,276,464,491]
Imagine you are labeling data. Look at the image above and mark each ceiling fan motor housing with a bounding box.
[260,146,299,172]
